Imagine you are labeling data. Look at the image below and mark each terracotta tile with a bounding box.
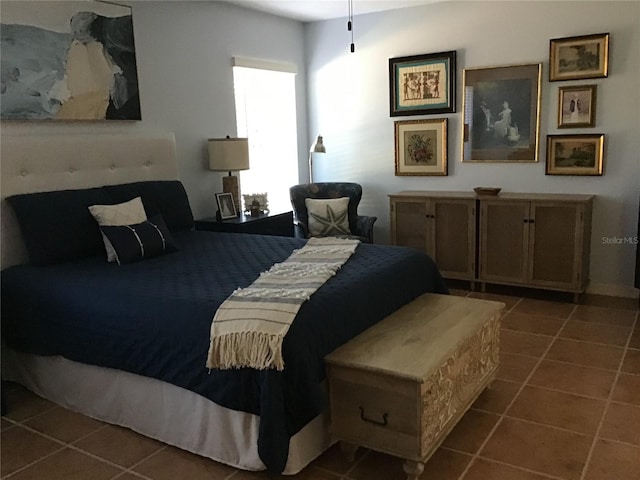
[465,457,556,480]
[511,298,575,319]
[583,439,640,480]
[3,387,56,422]
[112,474,145,480]
[74,424,164,468]
[501,312,565,336]
[442,410,501,454]
[629,329,640,349]
[24,406,105,443]
[0,425,62,477]
[472,379,521,414]
[506,385,605,435]
[347,450,407,480]
[467,292,520,310]
[310,442,366,474]
[500,330,553,357]
[9,447,122,480]
[134,445,238,480]
[528,360,616,399]
[621,348,640,374]
[599,402,640,446]
[559,320,631,347]
[571,304,636,327]
[612,373,640,405]
[496,353,538,383]
[580,294,639,311]
[420,447,473,480]
[234,465,341,479]
[545,338,624,370]
[480,417,591,480]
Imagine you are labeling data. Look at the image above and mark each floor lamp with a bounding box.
[208,137,250,216]
[308,135,326,183]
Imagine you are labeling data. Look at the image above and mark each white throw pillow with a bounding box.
[89,197,147,262]
[305,197,351,237]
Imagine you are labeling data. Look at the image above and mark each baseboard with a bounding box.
[586,283,639,299]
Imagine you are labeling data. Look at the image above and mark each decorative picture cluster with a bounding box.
[389,32,609,177]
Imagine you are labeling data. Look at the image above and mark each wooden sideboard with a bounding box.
[389,191,594,300]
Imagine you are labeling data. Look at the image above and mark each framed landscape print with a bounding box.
[546,134,604,176]
[0,0,141,121]
[394,118,448,176]
[461,63,542,162]
[389,51,456,116]
[558,85,597,128]
[549,33,609,81]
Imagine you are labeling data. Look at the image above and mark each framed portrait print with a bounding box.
[549,33,609,81]
[558,84,597,128]
[394,118,448,176]
[389,51,456,116]
[216,192,237,219]
[546,134,604,176]
[461,63,542,162]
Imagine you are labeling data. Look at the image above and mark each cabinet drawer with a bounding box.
[328,369,420,458]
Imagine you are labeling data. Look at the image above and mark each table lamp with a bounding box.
[208,137,250,215]
[308,135,326,183]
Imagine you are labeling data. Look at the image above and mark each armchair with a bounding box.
[289,182,377,243]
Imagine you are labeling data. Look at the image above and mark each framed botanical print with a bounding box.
[557,84,597,128]
[389,51,456,116]
[549,33,609,81]
[461,63,542,162]
[394,118,448,176]
[546,134,604,176]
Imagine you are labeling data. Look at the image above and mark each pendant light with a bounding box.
[347,0,355,52]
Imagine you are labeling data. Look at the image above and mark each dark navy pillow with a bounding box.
[100,215,178,265]
[6,187,108,265]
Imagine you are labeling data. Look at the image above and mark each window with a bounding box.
[233,60,298,214]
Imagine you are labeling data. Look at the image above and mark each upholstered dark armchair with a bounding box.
[289,183,377,243]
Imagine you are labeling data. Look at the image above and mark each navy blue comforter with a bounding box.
[1,231,448,472]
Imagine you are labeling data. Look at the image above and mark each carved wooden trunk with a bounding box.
[325,293,502,480]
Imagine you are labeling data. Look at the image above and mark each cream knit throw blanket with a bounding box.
[206,237,360,371]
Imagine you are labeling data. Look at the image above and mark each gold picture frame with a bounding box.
[394,118,448,176]
[557,84,597,128]
[549,33,609,81]
[461,63,542,162]
[546,134,604,176]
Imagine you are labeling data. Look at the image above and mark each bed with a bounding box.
[0,133,448,474]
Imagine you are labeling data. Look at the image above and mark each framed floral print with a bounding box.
[394,118,448,176]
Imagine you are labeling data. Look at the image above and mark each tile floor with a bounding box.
[1,286,639,480]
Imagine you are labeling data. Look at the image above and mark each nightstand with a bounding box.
[195,211,294,237]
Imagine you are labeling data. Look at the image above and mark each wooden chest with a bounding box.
[325,293,503,479]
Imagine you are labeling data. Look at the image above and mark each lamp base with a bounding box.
[222,175,240,216]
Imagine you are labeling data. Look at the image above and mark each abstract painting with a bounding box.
[1,1,141,120]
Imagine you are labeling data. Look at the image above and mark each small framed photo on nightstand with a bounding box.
[215,192,237,219]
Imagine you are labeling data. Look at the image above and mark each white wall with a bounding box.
[305,1,640,297]
[1,1,309,222]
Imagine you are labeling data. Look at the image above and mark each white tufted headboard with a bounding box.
[1,132,179,269]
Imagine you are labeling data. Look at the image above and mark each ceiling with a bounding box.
[219,0,440,23]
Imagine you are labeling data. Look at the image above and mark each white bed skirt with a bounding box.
[1,347,333,474]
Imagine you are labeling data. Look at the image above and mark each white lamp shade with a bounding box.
[208,138,250,172]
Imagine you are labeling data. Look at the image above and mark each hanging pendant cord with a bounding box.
[347,0,355,52]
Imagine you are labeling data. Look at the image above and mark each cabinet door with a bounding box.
[529,203,582,288]
[391,200,428,253]
[479,200,530,284]
[432,200,475,280]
